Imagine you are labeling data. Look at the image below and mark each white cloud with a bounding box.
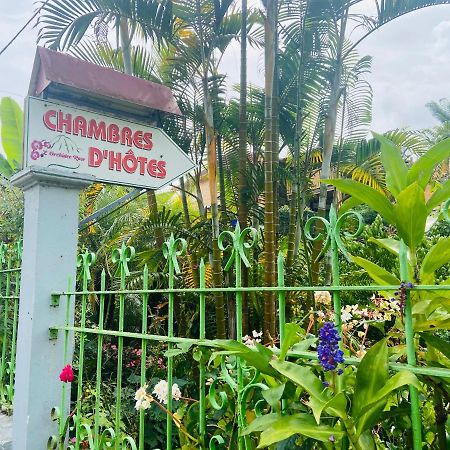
[0,0,37,103]
[358,5,450,131]
[0,0,449,134]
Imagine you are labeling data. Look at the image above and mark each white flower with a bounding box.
[152,380,182,404]
[252,330,263,338]
[243,335,256,348]
[341,310,352,322]
[134,386,153,410]
[135,397,152,410]
[135,385,147,402]
[172,384,182,401]
[314,291,332,306]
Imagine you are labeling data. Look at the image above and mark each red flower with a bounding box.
[59,364,74,383]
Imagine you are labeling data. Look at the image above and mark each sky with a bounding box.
[0,0,449,133]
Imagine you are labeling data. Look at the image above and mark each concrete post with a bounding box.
[10,167,93,450]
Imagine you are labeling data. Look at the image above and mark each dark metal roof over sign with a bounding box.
[28,46,182,121]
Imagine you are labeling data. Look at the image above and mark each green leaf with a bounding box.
[279,323,302,360]
[0,97,23,170]
[291,337,317,352]
[357,431,376,450]
[427,178,450,212]
[210,340,278,377]
[415,317,450,331]
[356,370,419,427]
[271,360,327,404]
[352,339,388,433]
[0,153,13,178]
[352,256,400,285]
[256,414,344,447]
[373,132,408,197]
[339,196,362,216]
[408,138,450,188]
[324,179,396,225]
[241,413,282,435]
[270,360,329,423]
[422,333,450,360]
[420,237,450,284]
[164,342,192,357]
[368,237,401,257]
[395,182,427,250]
[262,384,285,409]
[310,391,347,422]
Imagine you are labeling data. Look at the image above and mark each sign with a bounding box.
[24,97,195,189]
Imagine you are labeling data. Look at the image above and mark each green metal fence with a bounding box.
[46,213,450,449]
[0,241,21,413]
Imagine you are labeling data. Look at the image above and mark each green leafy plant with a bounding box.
[327,135,450,332]
[210,323,418,449]
[0,97,23,179]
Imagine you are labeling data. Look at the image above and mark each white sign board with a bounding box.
[24,97,195,189]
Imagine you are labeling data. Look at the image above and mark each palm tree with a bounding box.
[164,0,245,338]
[424,98,450,143]
[38,0,173,51]
[37,0,175,242]
[262,0,278,340]
[316,0,450,217]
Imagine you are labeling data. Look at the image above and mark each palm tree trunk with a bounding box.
[119,18,133,75]
[286,42,305,274]
[194,173,206,216]
[217,135,227,213]
[239,0,249,335]
[179,176,191,227]
[317,12,348,216]
[238,0,248,228]
[263,0,278,341]
[120,18,162,245]
[196,0,226,339]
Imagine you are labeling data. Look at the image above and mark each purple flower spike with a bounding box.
[317,322,344,372]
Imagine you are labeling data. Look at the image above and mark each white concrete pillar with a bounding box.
[11,167,93,450]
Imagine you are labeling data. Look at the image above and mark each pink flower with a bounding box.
[59,364,74,383]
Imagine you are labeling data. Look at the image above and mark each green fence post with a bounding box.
[94,269,106,448]
[163,234,187,450]
[198,258,206,446]
[75,251,96,449]
[0,243,9,405]
[304,206,364,335]
[112,242,135,449]
[7,242,21,406]
[399,239,422,450]
[219,223,257,450]
[139,265,149,450]
[277,252,286,346]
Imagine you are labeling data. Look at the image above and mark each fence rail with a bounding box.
[0,241,21,413]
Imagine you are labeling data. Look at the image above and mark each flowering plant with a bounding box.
[212,323,420,449]
[317,322,344,372]
[133,380,198,445]
[59,364,74,383]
